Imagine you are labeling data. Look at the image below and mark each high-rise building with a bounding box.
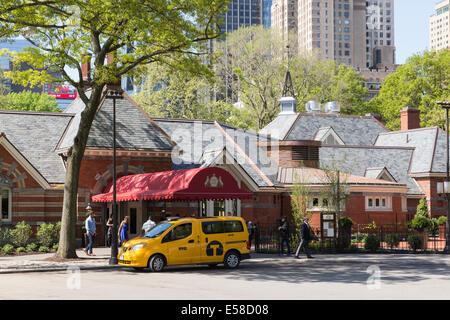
[219,0,263,34]
[262,0,273,28]
[271,0,297,45]
[271,0,396,70]
[365,0,395,69]
[430,0,450,52]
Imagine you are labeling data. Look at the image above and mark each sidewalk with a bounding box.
[1,248,449,274]
[0,247,122,274]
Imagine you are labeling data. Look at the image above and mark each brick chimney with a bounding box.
[81,54,91,83]
[400,107,420,131]
[106,53,121,90]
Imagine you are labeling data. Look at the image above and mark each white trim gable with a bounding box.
[0,133,51,189]
[199,147,260,192]
[314,127,345,145]
[364,167,397,183]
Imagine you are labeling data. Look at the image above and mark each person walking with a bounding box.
[247,220,255,250]
[105,213,113,247]
[84,207,96,256]
[278,216,291,256]
[141,216,156,235]
[295,217,314,259]
[118,216,129,247]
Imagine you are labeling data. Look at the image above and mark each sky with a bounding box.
[394,0,438,64]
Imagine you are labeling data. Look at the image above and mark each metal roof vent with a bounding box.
[305,100,321,113]
[324,101,340,114]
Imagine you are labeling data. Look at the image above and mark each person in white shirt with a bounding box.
[142,216,156,235]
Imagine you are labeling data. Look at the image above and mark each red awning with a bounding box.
[91,167,253,203]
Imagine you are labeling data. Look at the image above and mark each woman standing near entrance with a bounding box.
[106,213,113,247]
[118,216,129,246]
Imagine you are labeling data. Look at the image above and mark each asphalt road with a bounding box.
[1,254,450,300]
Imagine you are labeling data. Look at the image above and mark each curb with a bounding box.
[0,264,124,274]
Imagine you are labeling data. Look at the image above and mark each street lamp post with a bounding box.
[106,88,124,264]
[437,101,450,253]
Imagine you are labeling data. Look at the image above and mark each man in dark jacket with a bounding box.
[278,216,291,256]
[295,217,314,259]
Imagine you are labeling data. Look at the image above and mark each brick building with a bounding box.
[1,79,448,244]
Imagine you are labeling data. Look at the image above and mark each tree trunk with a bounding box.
[56,86,104,259]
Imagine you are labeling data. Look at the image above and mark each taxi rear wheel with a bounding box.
[224,251,240,269]
[148,254,165,272]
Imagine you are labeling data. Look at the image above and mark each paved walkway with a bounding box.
[0,247,120,273]
[1,247,449,274]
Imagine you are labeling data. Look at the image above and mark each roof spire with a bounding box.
[282,45,295,97]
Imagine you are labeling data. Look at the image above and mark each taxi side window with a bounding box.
[202,221,243,234]
[163,223,192,242]
[202,221,224,234]
[224,221,244,233]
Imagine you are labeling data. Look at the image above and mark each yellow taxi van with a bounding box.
[118,216,251,271]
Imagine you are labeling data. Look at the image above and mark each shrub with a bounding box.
[437,216,447,225]
[410,215,430,231]
[416,198,429,218]
[385,233,400,249]
[0,227,12,247]
[52,244,58,251]
[10,221,32,247]
[38,246,50,253]
[364,234,380,252]
[340,216,354,228]
[407,234,423,252]
[16,247,26,253]
[37,223,60,247]
[26,243,38,252]
[429,218,439,236]
[1,244,15,255]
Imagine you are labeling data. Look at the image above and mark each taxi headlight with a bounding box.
[129,243,147,251]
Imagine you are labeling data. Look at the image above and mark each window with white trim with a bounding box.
[366,196,392,210]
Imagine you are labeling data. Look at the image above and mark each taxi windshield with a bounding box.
[144,222,173,238]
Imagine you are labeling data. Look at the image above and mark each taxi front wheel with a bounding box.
[148,254,165,272]
[224,251,240,269]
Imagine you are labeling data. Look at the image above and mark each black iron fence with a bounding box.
[250,223,447,254]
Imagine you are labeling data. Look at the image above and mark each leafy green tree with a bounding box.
[0,91,61,112]
[292,57,368,115]
[370,50,450,130]
[214,26,369,130]
[416,198,429,218]
[0,0,228,258]
[215,25,287,130]
[134,62,241,125]
[290,170,313,233]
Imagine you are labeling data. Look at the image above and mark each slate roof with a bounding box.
[260,112,389,145]
[319,145,420,195]
[277,167,405,187]
[259,114,298,140]
[375,127,448,174]
[154,119,280,188]
[0,110,73,183]
[58,92,174,152]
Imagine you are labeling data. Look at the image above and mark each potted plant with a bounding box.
[339,216,354,249]
[437,216,447,240]
[410,215,430,249]
[385,233,400,251]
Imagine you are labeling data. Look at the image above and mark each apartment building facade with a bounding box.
[430,0,450,52]
[271,0,396,70]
